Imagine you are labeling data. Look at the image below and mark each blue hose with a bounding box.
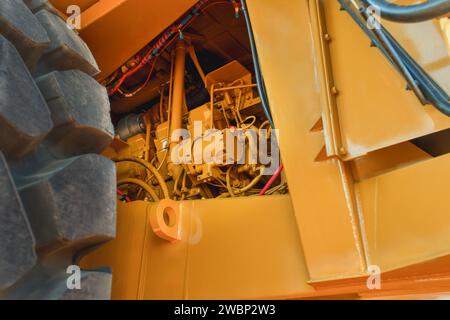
[365,0,450,23]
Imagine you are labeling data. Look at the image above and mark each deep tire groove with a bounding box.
[0,2,115,300]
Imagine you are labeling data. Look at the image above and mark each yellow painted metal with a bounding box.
[83,200,148,299]
[384,13,450,93]
[82,192,450,299]
[243,0,450,286]
[82,195,316,300]
[52,0,98,13]
[246,0,367,281]
[321,0,450,160]
[312,255,450,299]
[356,153,450,273]
[441,18,450,55]
[350,142,431,181]
[181,196,308,300]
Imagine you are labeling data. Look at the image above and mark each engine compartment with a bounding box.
[102,1,286,202]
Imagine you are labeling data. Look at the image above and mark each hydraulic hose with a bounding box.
[112,157,170,199]
[117,178,160,202]
[241,0,275,128]
[365,0,450,23]
[340,0,450,116]
[226,166,263,197]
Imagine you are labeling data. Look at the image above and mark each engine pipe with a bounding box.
[168,40,187,178]
[170,40,187,137]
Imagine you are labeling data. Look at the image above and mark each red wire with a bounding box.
[118,58,157,97]
[107,0,239,96]
[259,164,284,196]
[108,3,205,96]
[117,190,131,202]
[108,27,182,96]
[140,59,158,89]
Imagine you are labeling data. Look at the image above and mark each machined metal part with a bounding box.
[116,113,146,141]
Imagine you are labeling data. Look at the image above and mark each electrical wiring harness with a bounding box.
[106,0,241,97]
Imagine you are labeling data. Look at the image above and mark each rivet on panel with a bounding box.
[331,86,340,95]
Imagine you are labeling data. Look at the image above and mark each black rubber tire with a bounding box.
[0,0,116,300]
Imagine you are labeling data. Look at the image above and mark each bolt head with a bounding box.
[339,147,347,156]
[331,86,339,95]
